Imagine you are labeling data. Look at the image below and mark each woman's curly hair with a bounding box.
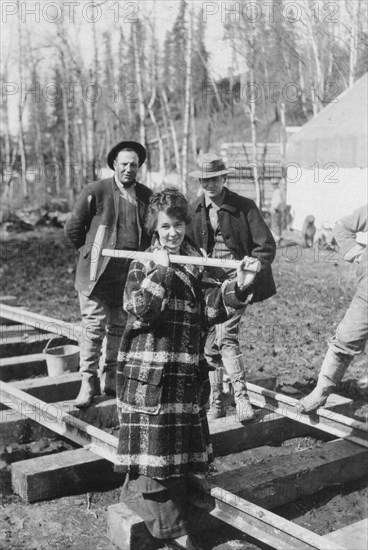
[145,188,191,234]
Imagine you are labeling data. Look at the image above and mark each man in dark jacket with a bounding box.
[64,141,152,408]
[187,153,276,421]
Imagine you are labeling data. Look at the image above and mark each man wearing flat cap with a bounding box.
[187,153,276,422]
[65,141,152,407]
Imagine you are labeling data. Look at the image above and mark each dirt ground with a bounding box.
[0,228,367,549]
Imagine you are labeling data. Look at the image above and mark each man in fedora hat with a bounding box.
[65,141,152,408]
[187,153,276,421]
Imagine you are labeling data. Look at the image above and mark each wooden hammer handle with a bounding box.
[90,225,107,281]
[101,249,261,273]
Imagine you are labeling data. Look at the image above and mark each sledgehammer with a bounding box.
[90,225,261,281]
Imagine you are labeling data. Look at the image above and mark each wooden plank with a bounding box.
[108,502,162,550]
[206,439,368,510]
[210,412,328,456]
[0,303,82,340]
[0,396,117,446]
[0,333,69,358]
[0,324,37,336]
[108,501,220,550]
[246,382,368,448]
[11,448,122,502]
[0,353,47,381]
[0,381,344,550]
[0,381,119,463]
[211,393,353,456]
[323,518,368,550]
[0,298,19,325]
[0,373,80,410]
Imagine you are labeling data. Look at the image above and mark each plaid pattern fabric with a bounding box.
[116,238,249,480]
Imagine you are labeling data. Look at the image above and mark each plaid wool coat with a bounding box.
[115,238,252,480]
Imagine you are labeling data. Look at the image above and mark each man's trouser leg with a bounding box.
[205,308,255,421]
[100,304,127,395]
[76,293,106,408]
[205,325,226,420]
[216,308,255,421]
[299,290,368,413]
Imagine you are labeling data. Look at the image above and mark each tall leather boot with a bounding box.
[207,368,226,420]
[298,349,352,413]
[75,373,101,409]
[222,357,256,422]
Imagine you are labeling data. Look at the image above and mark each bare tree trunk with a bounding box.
[307,1,324,111]
[25,28,44,202]
[2,62,12,183]
[298,58,309,120]
[148,87,165,183]
[56,14,72,204]
[280,102,287,162]
[182,2,192,195]
[91,15,99,180]
[132,24,147,181]
[161,88,181,175]
[191,94,197,163]
[17,4,27,198]
[243,50,261,209]
[349,0,360,87]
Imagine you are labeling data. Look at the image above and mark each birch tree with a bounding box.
[16,2,27,197]
[182,2,192,194]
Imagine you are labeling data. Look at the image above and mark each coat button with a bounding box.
[192,404,200,413]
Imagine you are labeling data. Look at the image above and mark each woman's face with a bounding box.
[156,211,186,254]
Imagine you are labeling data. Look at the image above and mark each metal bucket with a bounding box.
[43,338,80,377]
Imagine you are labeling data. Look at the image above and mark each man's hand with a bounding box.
[152,248,170,267]
[237,256,260,290]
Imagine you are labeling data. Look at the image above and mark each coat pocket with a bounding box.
[119,365,164,415]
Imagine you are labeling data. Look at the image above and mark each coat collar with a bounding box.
[195,187,237,214]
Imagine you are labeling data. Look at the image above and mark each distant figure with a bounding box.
[270,179,286,245]
[302,215,316,247]
[315,221,337,250]
[298,205,368,413]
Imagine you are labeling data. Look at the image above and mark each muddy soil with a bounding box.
[0,229,367,549]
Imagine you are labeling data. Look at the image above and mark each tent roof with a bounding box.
[285,73,368,168]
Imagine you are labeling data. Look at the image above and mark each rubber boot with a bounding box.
[298,349,352,413]
[75,374,100,409]
[102,368,116,397]
[207,368,226,420]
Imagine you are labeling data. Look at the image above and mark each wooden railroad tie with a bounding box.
[2,381,366,549]
[0,304,366,549]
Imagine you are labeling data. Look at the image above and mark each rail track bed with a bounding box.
[0,298,367,550]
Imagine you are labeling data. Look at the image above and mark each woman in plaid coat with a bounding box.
[115,189,259,550]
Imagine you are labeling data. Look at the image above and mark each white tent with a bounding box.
[285,73,368,230]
